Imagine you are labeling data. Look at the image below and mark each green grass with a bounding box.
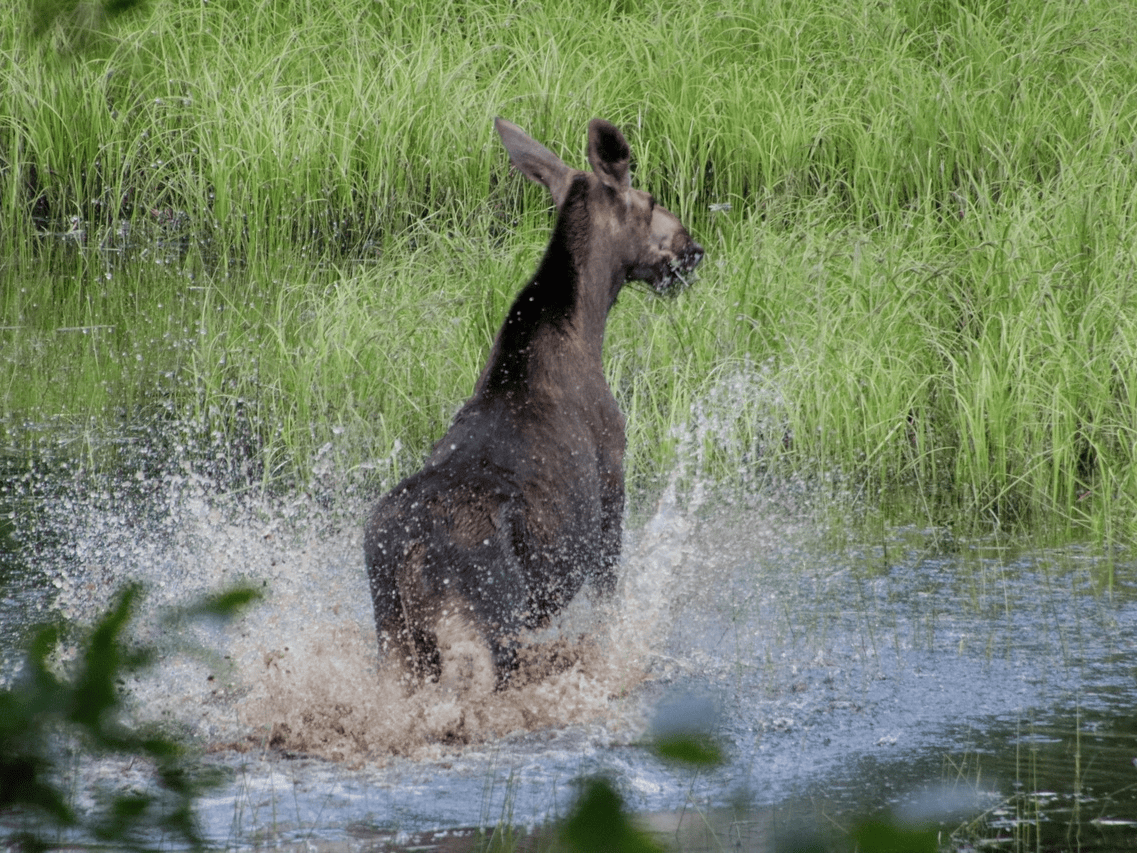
[4,0,1137,541]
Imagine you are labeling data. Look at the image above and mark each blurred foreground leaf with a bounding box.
[560,778,662,853]
[650,694,724,767]
[181,586,263,619]
[653,733,723,767]
[852,817,938,853]
[0,581,260,851]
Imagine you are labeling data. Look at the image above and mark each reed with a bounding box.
[4,0,1137,540]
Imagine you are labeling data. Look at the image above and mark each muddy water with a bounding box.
[4,461,1137,850]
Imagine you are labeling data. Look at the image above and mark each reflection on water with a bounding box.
[2,453,1136,851]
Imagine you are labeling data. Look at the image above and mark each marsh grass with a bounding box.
[5,0,1137,540]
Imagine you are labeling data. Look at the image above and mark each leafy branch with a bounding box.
[1,582,259,852]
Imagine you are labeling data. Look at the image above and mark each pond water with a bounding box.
[2,453,1136,851]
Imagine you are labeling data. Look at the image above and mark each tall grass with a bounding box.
[4,0,1137,540]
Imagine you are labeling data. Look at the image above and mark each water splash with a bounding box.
[18,453,720,761]
[10,368,1137,846]
[11,361,807,762]
[226,455,724,760]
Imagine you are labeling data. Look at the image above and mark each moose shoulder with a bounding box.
[364,117,703,690]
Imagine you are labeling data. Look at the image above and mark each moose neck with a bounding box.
[476,178,622,401]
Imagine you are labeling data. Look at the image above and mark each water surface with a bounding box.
[3,460,1136,851]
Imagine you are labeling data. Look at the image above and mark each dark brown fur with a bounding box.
[364,117,703,688]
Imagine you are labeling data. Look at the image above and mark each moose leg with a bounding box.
[373,599,420,688]
[595,449,625,598]
[595,501,622,597]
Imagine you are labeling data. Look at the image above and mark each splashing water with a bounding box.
[23,428,755,765]
[14,364,1136,848]
[9,364,806,769]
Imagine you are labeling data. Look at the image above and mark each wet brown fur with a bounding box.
[364,118,703,688]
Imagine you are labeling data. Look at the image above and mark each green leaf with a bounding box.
[852,818,939,853]
[653,733,723,767]
[561,778,663,853]
[180,586,262,619]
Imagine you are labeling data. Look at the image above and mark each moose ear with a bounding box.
[495,117,575,209]
[587,119,631,193]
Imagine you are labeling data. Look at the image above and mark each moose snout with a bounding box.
[653,236,703,294]
[681,239,704,273]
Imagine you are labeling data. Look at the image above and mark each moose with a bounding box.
[364,117,703,690]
